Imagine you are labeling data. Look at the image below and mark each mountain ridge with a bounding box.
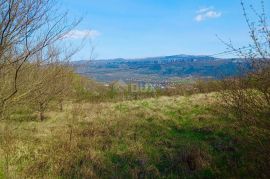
[74,54,223,63]
[71,54,242,84]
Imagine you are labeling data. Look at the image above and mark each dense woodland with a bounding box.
[0,0,270,178]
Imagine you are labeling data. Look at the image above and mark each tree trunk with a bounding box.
[59,100,63,111]
[0,101,6,120]
[39,110,45,121]
[39,103,45,121]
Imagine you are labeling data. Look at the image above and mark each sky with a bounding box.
[59,0,270,60]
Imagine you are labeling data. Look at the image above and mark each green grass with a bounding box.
[0,161,4,179]
[0,93,269,178]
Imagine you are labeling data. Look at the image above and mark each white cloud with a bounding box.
[63,29,100,39]
[196,7,213,13]
[195,7,222,22]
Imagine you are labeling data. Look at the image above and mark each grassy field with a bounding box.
[0,93,269,178]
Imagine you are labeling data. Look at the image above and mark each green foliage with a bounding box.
[0,161,4,179]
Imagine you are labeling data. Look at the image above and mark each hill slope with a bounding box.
[72,55,243,83]
[1,93,269,178]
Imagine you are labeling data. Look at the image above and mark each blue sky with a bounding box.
[60,0,269,60]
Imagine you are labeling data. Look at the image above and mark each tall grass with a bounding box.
[0,93,269,178]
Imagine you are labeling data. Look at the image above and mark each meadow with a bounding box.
[1,93,269,178]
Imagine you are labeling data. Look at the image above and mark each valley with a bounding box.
[73,55,243,86]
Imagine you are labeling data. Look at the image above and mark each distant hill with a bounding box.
[71,55,244,84]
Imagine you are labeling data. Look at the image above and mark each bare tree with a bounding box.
[0,0,80,118]
[31,62,73,121]
[11,46,75,121]
[220,0,270,122]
